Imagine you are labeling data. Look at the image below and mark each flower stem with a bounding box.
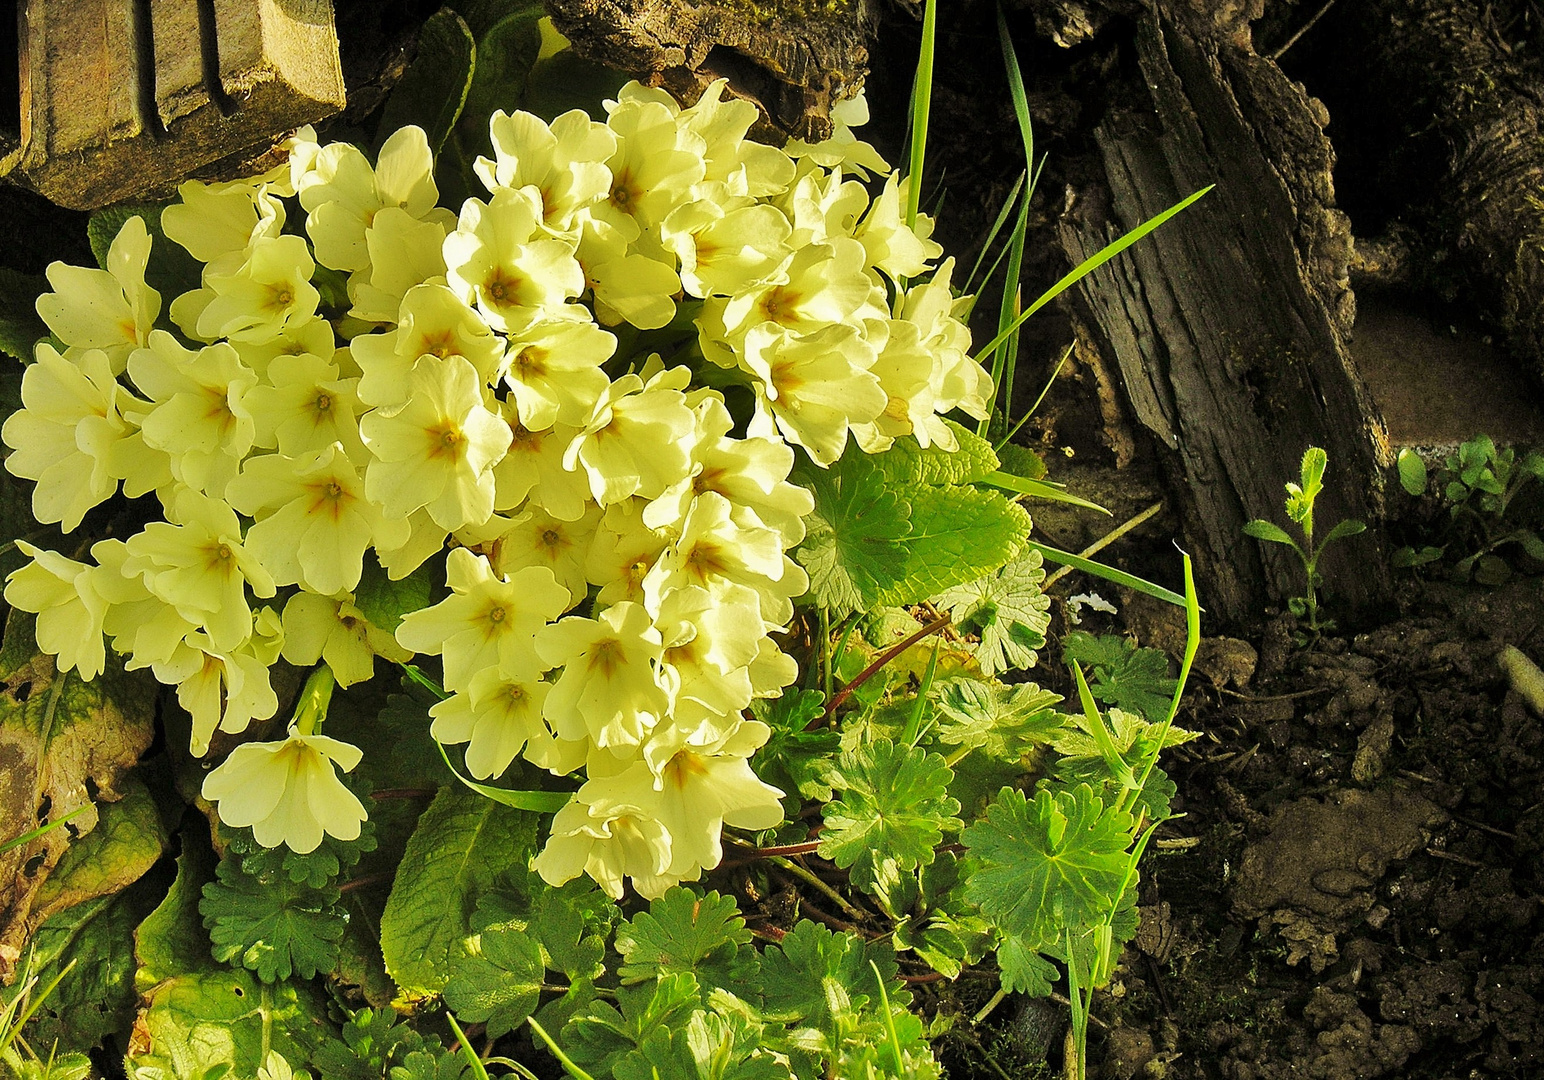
[293,665,336,736]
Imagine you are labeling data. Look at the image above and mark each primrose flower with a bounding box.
[193,233,321,345]
[492,413,591,520]
[350,284,503,412]
[493,502,600,604]
[534,794,674,900]
[594,92,706,240]
[35,215,159,373]
[643,491,788,617]
[722,238,880,340]
[244,352,367,462]
[565,367,696,506]
[655,583,764,716]
[662,200,790,299]
[229,444,409,596]
[537,600,669,750]
[125,332,257,497]
[741,322,885,466]
[202,728,367,853]
[281,592,409,688]
[120,489,276,652]
[502,318,616,429]
[429,661,556,780]
[2,345,134,530]
[299,126,446,273]
[443,189,587,333]
[162,175,287,277]
[476,108,618,233]
[360,353,513,531]
[856,173,943,282]
[173,634,281,755]
[679,80,795,198]
[575,217,681,330]
[396,547,570,692]
[348,207,456,323]
[586,498,670,607]
[3,542,109,681]
[783,90,891,179]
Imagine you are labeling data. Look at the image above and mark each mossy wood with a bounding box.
[1057,13,1391,624]
[543,0,872,142]
[5,0,345,209]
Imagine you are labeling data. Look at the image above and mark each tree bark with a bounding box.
[1058,14,1392,625]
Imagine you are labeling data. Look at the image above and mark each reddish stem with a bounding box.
[815,614,951,726]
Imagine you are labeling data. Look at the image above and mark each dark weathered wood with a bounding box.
[13,0,345,209]
[543,0,875,142]
[1058,16,1391,625]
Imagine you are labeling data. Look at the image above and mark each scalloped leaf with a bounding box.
[818,740,960,894]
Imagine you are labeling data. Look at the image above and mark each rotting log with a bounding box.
[543,0,875,141]
[10,0,345,209]
[1057,14,1392,625]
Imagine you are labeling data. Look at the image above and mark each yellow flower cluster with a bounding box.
[1,82,989,891]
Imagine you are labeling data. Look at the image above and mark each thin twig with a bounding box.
[1268,0,1339,60]
[768,855,867,921]
[816,614,951,724]
[1044,501,1165,590]
[339,872,394,894]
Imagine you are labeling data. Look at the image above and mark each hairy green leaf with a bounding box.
[870,421,999,486]
[1061,632,1176,722]
[1397,449,1428,497]
[818,740,959,894]
[793,452,911,615]
[877,483,1030,607]
[31,780,167,924]
[199,858,346,983]
[443,921,544,1039]
[377,10,476,155]
[933,678,1063,760]
[0,267,48,362]
[352,556,434,635]
[962,785,1135,946]
[616,888,753,987]
[931,549,1050,676]
[379,787,538,1000]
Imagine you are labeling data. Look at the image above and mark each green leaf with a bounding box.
[818,740,959,895]
[5,867,166,1054]
[792,451,912,616]
[616,888,753,987]
[0,267,47,362]
[875,483,1030,607]
[443,921,544,1039]
[1242,519,1298,547]
[870,421,999,486]
[461,9,543,132]
[613,1008,793,1080]
[311,1007,428,1080]
[221,804,378,890]
[1318,518,1366,548]
[962,785,1135,945]
[996,934,1058,996]
[561,973,703,1078]
[379,786,539,1000]
[377,10,477,155]
[1392,545,1444,568]
[389,1050,475,1080]
[352,556,434,635]
[930,549,1051,676]
[31,779,167,924]
[1061,632,1176,722]
[128,835,337,1080]
[199,857,346,983]
[933,678,1063,760]
[1397,449,1428,496]
[750,690,838,804]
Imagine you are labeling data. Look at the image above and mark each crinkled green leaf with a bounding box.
[311,1007,428,1080]
[443,921,544,1039]
[561,972,703,1078]
[793,452,912,616]
[31,779,167,923]
[751,690,838,804]
[1061,632,1176,721]
[198,858,345,984]
[128,839,337,1080]
[818,740,959,895]
[352,557,434,636]
[613,1008,793,1080]
[0,267,48,362]
[931,549,1050,676]
[379,787,538,1000]
[874,483,1030,607]
[996,935,1058,996]
[933,678,1063,760]
[616,887,752,987]
[221,807,378,890]
[962,785,1134,945]
[870,420,999,486]
[377,10,476,155]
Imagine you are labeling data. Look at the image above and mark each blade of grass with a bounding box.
[980,470,1111,513]
[980,198,1031,437]
[964,172,1026,294]
[995,345,1072,450]
[972,185,1215,367]
[527,1017,598,1080]
[0,804,89,856]
[905,0,939,228]
[1025,540,1188,608]
[1124,553,1201,813]
[445,1013,492,1080]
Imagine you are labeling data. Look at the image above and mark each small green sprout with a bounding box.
[1243,447,1366,637]
[1393,436,1544,583]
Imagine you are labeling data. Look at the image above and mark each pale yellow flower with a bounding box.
[35,216,159,373]
[245,352,367,462]
[281,591,409,688]
[195,233,321,345]
[533,794,674,900]
[3,542,109,680]
[125,332,257,497]
[429,661,555,780]
[537,600,668,750]
[444,189,587,333]
[503,318,616,429]
[203,729,367,853]
[476,108,617,233]
[350,283,503,412]
[492,502,600,605]
[564,366,696,506]
[173,634,281,755]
